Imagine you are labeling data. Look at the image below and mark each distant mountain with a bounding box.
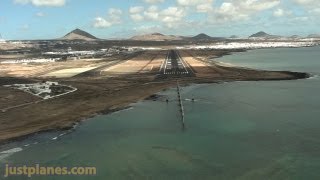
[188,33,225,41]
[249,31,280,39]
[288,35,302,40]
[150,33,164,36]
[61,29,97,41]
[290,35,300,38]
[130,33,183,41]
[229,35,239,39]
[307,34,320,38]
[192,33,212,40]
[250,31,269,37]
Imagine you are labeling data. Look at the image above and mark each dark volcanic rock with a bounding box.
[62,28,97,40]
[191,33,213,40]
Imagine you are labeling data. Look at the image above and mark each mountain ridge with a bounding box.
[61,29,97,41]
[130,33,183,41]
[249,31,281,39]
[192,33,212,40]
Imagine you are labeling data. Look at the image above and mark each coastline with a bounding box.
[0,106,133,147]
[0,71,309,146]
[0,49,311,145]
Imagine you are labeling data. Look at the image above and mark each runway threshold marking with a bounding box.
[159,52,168,72]
[163,51,169,74]
[160,50,194,76]
[176,51,195,74]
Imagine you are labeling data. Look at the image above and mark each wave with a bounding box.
[0,147,23,161]
[113,107,134,114]
[0,147,23,154]
[59,133,67,137]
[307,74,319,80]
[185,98,198,102]
[215,61,238,67]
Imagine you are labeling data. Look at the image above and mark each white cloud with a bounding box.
[140,6,187,28]
[196,3,213,13]
[233,0,280,12]
[14,0,65,7]
[294,0,318,6]
[177,0,211,6]
[292,16,310,22]
[93,0,317,35]
[93,8,122,28]
[143,0,165,4]
[130,14,144,22]
[311,8,320,14]
[177,0,213,13]
[93,17,112,28]
[294,0,320,15]
[273,8,292,17]
[109,8,123,24]
[129,6,145,22]
[161,7,185,24]
[133,25,162,33]
[129,6,144,14]
[109,8,123,16]
[143,6,160,20]
[129,5,187,28]
[210,0,280,23]
[274,8,284,17]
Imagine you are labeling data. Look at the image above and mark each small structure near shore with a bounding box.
[4,81,77,99]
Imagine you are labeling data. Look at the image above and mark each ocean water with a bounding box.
[1,46,320,180]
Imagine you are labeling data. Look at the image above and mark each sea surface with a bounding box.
[1,46,320,180]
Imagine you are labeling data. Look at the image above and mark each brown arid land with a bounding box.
[0,49,309,144]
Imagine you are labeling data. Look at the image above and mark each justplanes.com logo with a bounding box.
[2,164,97,178]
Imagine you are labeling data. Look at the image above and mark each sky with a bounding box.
[0,0,320,40]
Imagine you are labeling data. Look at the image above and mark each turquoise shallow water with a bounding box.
[1,47,320,180]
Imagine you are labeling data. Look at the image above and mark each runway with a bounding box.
[160,50,194,76]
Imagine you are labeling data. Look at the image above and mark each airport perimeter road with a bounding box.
[160,50,194,76]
